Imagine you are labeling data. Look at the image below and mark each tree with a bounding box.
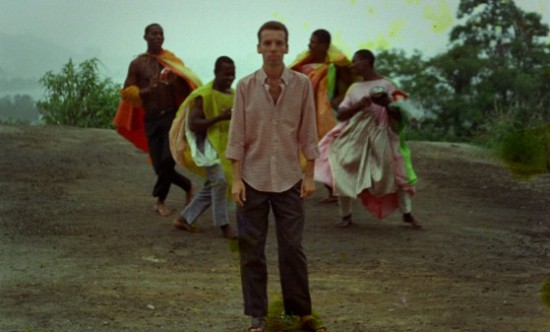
[450,0,550,131]
[447,0,550,176]
[37,58,120,128]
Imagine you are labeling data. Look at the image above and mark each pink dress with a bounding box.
[314,79,416,218]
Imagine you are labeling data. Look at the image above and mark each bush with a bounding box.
[497,125,550,178]
[37,58,120,128]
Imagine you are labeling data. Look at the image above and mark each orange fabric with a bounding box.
[113,49,202,153]
[290,46,350,139]
[120,85,142,107]
[113,101,148,152]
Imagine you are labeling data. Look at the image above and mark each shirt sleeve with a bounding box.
[338,82,357,110]
[299,78,320,160]
[225,80,246,161]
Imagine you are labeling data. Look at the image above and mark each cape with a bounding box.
[169,81,234,187]
[113,49,202,152]
[290,45,351,139]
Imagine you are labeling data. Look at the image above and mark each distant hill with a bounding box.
[0,32,80,80]
[0,32,128,99]
[0,32,79,99]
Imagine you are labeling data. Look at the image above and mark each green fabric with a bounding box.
[390,101,417,184]
[180,81,235,185]
[398,131,417,185]
[327,63,336,100]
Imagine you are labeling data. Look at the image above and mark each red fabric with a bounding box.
[359,191,400,219]
[113,49,202,154]
[113,101,148,152]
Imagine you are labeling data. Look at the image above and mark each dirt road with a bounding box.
[1,124,549,331]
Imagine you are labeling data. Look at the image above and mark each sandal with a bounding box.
[248,317,266,332]
[300,315,327,331]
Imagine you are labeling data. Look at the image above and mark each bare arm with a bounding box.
[230,159,246,207]
[123,61,139,89]
[301,159,316,198]
[336,96,371,121]
[188,96,232,133]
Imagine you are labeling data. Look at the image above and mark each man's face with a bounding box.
[144,25,164,50]
[308,35,328,57]
[257,29,288,67]
[214,63,236,91]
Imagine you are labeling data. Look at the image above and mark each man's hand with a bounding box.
[357,96,372,110]
[219,108,232,121]
[232,179,246,207]
[300,176,315,198]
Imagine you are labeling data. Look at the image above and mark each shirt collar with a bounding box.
[258,67,291,85]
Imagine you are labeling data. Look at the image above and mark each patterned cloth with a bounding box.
[225,68,319,193]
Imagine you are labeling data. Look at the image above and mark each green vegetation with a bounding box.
[377,0,550,145]
[541,276,550,309]
[37,58,120,128]
[4,1,548,176]
[374,0,550,177]
[265,295,324,331]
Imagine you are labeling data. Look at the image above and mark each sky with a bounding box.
[1,0,549,87]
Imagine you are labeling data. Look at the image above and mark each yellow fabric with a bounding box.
[290,45,350,139]
[114,49,202,154]
[120,85,142,107]
[156,50,202,90]
[169,81,234,189]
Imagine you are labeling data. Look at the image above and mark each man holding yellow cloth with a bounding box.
[169,56,237,240]
[290,29,353,203]
[114,23,202,217]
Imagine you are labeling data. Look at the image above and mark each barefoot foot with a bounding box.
[173,217,198,232]
[403,213,421,228]
[154,202,173,217]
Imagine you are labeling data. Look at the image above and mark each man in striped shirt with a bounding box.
[226,21,325,332]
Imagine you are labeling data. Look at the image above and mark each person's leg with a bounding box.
[271,181,312,317]
[335,195,353,227]
[208,165,229,227]
[238,182,270,318]
[206,165,237,239]
[171,170,193,202]
[145,115,173,216]
[318,184,337,203]
[398,189,421,228]
[173,179,211,232]
[158,113,192,194]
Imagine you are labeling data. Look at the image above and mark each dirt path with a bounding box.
[1,124,549,331]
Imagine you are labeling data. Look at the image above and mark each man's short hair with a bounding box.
[312,29,331,45]
[144,23,162,35]
[214,56,235,72]
[354,49,376,67]
[257,21,289,43]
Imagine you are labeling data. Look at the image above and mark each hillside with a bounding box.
[1,124,549,331]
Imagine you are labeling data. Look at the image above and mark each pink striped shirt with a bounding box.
[225,68,319,193]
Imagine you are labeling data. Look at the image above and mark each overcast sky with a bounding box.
[1,0,549,85]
